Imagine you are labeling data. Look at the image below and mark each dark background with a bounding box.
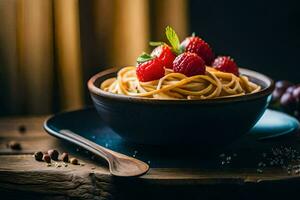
[190,0,299,82]
[0,0,299,116]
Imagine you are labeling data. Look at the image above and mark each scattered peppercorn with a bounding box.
[61,152,69,162]
[43,154,51,163]
[70,158,78,165]
[54,162,62,168]
[34,151,43,161]
[48,149,59,160]
[7,141,22,150]
[18,125,26,133]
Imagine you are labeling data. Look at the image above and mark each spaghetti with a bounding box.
[100,66,261,99]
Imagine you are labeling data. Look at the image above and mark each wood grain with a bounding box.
[1,116,300,199]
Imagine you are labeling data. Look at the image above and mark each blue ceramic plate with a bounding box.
[252,109,299,139]
[44,107,299,168]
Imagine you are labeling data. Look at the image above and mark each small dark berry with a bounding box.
[8,141,21,150]
[70,158,78,165]
[61,152,69,162]
[48,149,59,160]
[43,154,51,163]
[34,151,43,161]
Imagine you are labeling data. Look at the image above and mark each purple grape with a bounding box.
[293,87,300,118]
[272,81,294,104]
[275,80,293,90]
[271,88,285,103]
[280,92,297,114]
[292,86,300,101]
[280,92,295,106]
[271,81,300,119]
[286,85,297,94]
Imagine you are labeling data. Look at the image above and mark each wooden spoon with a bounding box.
[59,129,149,177]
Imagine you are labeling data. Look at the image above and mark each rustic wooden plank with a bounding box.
[0,130,60,155]
[0,137,60,154]
[0,156,111,199]
[0,190,70,200]
[2,116,300,199]
[1,154,300,183]
[2,154,300,200]
[0,116,47,137]
[0,116,64,155]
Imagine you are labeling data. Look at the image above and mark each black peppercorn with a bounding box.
[48,149,59,160]
[34,151,43,161]
[18,125,26,133]
[61,152,69,162]
[70,158,78,165]
[43,154,51,163]
[7,141,21,150]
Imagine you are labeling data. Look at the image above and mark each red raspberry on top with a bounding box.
[212,56,239,76]
[180,36,214,65]
[136,58,165,82]
[173,52,206,77]
[150,45,176,69]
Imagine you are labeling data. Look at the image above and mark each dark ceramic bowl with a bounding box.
[88,67,274,146]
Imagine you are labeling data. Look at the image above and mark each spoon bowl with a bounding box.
[108,155,149,177]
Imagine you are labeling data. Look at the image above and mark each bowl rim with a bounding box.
[88,66,274,104]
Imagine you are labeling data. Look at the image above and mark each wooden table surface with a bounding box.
[1,116,300,200]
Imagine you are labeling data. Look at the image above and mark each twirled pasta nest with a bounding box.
[100,66,261,99]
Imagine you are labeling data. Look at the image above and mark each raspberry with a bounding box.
[136,58,165,82]
[173,52,206,77]
[151,45,176,69]
[212,56,239,76]
[180,36,214,65]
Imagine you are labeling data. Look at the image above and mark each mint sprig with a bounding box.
[165,26,181,55]
[137,52,154,64]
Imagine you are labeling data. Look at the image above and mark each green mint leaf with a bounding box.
[192,32,196,37]
[165,26,180,54]
[149,41,165,47]
[136,52,154,64]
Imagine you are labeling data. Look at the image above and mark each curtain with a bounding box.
[0,0,188,115]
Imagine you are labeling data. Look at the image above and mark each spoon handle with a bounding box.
[59,129,126,163]
[56,129,149,177]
